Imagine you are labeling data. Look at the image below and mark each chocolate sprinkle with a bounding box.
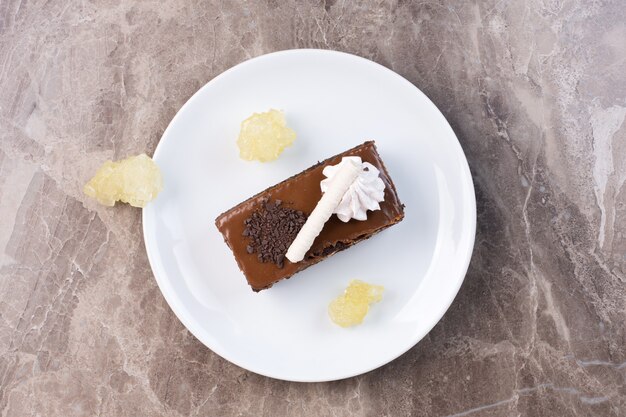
[242,198,307,268]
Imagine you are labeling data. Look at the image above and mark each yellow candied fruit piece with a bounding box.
[328,280,384,327]
[83,154,163,208]
[237,109,296,162]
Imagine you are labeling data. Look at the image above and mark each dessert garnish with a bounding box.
[243,199,307,268]
[84,154,162,208]
[285,158,361,263]
[320,156,386,222]
[285,156,387,262]
[328,280,384,327]
[237,109,296,162]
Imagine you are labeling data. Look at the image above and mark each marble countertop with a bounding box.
[2,1,625,416]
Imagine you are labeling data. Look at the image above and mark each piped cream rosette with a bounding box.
[321,157,386,222]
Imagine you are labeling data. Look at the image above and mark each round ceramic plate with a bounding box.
[143,49,476,382]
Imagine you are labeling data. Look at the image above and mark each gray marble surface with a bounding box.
[1,1,625,416]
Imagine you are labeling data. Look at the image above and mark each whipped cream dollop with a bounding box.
[320,157,385,222]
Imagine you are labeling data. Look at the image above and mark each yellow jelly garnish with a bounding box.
[84,154,163,208]
[237,109,296,162]
[328,280,384,327]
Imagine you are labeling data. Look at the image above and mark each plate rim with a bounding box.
[142,48,476,382]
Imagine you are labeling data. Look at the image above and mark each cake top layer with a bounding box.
[215,141,404,290]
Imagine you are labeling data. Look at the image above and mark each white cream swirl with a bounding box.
[320,156,386,222]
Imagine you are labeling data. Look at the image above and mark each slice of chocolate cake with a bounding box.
[215,141,405,291]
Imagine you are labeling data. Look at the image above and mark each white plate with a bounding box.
[143,49,476,382]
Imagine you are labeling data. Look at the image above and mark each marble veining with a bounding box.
[1,1,625,416]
